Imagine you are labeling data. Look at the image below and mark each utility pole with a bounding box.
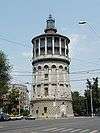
[79,21,95,118]
[85,97,88,116]
[90,87,94,118]
[86,79,94,118]
[19,90,21,116]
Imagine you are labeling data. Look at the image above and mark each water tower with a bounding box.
[31,15,73,118]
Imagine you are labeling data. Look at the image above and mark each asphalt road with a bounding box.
[0,117,100,133]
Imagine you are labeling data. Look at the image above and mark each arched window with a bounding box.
[65,66,67,71]
[44,65,49,70]
[51,65,56,69]
[33,67,36,73]
[59,65,63,82]
[51,65,57,83]
[59,65,63,70]
[44,87,48,97]
[38,66,41,70]
[44,65,49,80]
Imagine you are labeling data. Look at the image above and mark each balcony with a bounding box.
[32,54,70,65]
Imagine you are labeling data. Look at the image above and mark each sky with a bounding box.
[0,0,100,95]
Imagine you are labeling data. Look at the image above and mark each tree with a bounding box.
[85,77,100,114]
[72,91,86,116]
[7,89,19,115]
[0,50,11,109]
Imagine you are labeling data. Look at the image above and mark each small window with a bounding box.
[44,88,48,96]
[38,66,41,70]
[44,65,49,70]
[44,107,47,113]
[33,85,35,93]
[36,110,38,114]
[34,75,36,79]
[37,84,41,87]
[59,65,63,69]
[60,84,64,86]
[33,67,36,73]
[65,67,67,70]
[45,74,48,79]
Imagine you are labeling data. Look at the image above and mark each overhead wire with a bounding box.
[0,35,32,48]
[12,68,100,75]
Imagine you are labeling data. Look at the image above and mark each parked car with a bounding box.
[0,113,11,121]
[10,115,23,120]
[95,111,100,116]
[16,115,23,120]
[25,115,36,120]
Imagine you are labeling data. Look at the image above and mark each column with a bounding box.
[59,37,61,55]
[52,36,54,55]
[56,68,59,98]
[65,39,66,56]
[45,37,47,55]
[34,40,36,58]
[39,38,40,56]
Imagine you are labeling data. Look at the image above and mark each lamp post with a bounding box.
[79,21,94,117]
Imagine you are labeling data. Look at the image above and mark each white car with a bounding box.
[25,115,36,120]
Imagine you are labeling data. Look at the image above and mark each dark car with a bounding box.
[0,113,10,121]
[95,112,100,116]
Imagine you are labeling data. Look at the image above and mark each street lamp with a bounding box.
[79,21,87,25]
[79,21,94,118]
[79,21,99,38]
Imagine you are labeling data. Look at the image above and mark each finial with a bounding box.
[49,14,52,19]
[44,14,57,33]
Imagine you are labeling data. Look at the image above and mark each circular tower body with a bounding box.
[31,15,73,118]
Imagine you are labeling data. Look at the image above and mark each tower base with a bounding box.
[30,99,74,119]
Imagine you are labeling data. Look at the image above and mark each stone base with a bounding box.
[31,99,73,119]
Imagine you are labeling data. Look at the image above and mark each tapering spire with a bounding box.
[44,14,57,33]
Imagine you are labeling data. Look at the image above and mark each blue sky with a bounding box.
[0,0,100,94]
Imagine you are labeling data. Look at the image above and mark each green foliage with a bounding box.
[72,91,86,116]
[85,77,100,114]
[20,108,30,116]
[0,50,11,108]
[6,89,19,114]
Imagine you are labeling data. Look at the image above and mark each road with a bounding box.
[0,117,100,133]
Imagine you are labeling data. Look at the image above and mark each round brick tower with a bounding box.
[31,15,73,118]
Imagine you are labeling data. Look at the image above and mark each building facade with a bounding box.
[31,15,73,118]
[9,84,29,110]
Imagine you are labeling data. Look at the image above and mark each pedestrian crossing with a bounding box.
[32,126,100,133]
